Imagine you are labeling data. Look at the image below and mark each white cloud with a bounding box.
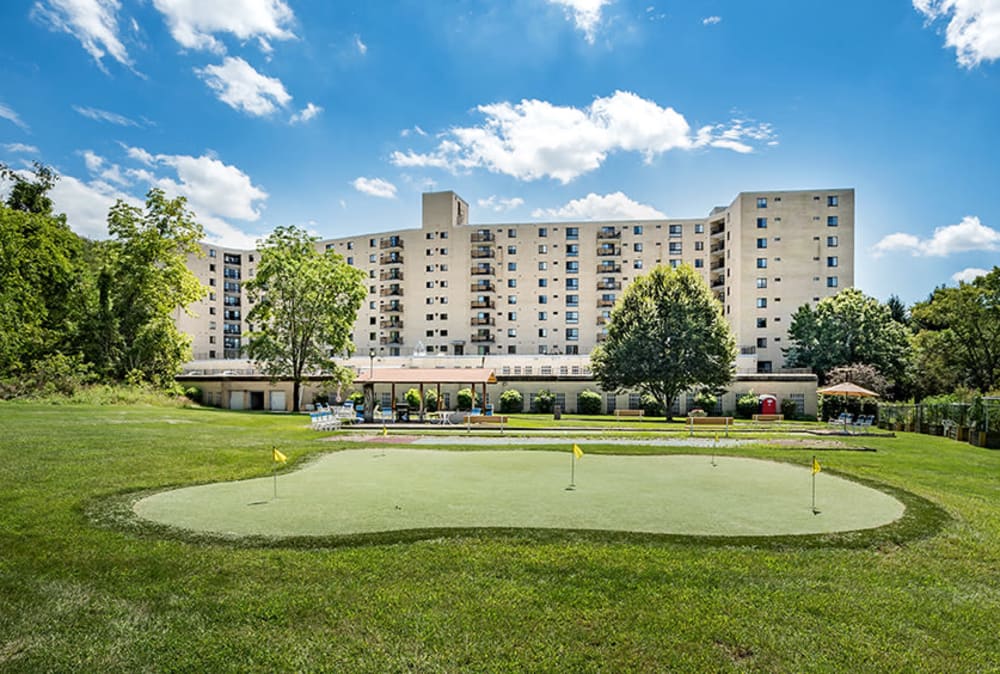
[400,125,428,138]
[548,0,612,44]
[477,195,525,212]
[0,103,30,131]
[290,102,322,124]
[873,216,1000,256]
[121,143,155,165]
[3,143,39,154]
[152,152,268,221]
[49,174,141,239]
[81,149,130,185]
[531,192,666,220]
[952,267,991,283]
[354,34,367,55]
[32,0,133,71]
[73,104,140,126]
[196,57,291,116]
[914,0,1000,67]
[702,15,722,25]
[151,0,296,53]
[391,91,775,183]
[352,177,397,199]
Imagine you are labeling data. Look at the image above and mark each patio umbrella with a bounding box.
[816,382,879,398]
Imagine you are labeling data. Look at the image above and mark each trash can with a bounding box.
[395,403,410,423]
[485,404,494,416]
[553,405,561,420]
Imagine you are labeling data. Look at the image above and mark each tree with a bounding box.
[784,288,910,387]
[886,294,909,326]
[824,363,889,396]
[83,189,205,386]
[244,226,365,410]
[590,264,735,420]
[909,268,1000,394]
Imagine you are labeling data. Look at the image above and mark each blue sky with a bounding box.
[2,0,1000,304]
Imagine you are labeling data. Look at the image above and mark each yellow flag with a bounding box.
[812,457,821,475]
[273,448,287,463]
[383,425,388,437]
[573,444,584,459]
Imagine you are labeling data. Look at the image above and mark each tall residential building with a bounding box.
[177,188,854,372]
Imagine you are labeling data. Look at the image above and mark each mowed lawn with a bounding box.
[0,404,998,672]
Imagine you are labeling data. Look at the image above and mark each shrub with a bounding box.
[641,393,665,417]
[533,389,555,414]
[578,390,602,415]
[424,389,439,411]
[404,388,422,409]
[457,388,480,411]
[736,392,759,419]
[781,398,798,420]
[693,391,718,415]
[313,393,330,405]
[348,391,364,405]
[499,389,523,414]
[184,386,203,404]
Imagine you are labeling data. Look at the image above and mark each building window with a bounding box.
[508,262,517,271]
[756,258,767,268]
[695,223,704,234]
[633,225,643,235]
[634,260,643,269]
[566,311,579,323]
[508,245,517,254]
[694,258,703,268]
[208,249,216,258]
[828,215,839,227]
[566,328,579,341]
[757,238,767,249]
[757,361,773,374]
[566,261,579,273]
[539,295,548,304]
[566,227,579,240]
[538,278,548,287]
[827,276,839,287]
[566,294,579,306]
[669,242,682,254]
[634,242,643,252]
[669,224,682,237]
[827,236,838,247]
[757,197,767,208]
[508,295,517,304]
[369,238,376,247]
[369,254,376,263]
[756,317,767,328]
[538,311,547,320]
[828,195,839,207]
[539,328,548,337]
[508,279,517,288]
[538,261,547,270]
[694,241,704,251]
[538,244,548,254]
[756,217,767,229]
[508,311,517,320]
[538,227,547,237]
[566,278,579,290]
[507,328,516,337]
[757,298,767,308]
[508,228,517,238]
[756,337,767,348]
[566,244,579,256]
[827,256,838,267]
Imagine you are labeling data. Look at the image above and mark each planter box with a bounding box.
[956,427,969,442]
[930,424,944,436]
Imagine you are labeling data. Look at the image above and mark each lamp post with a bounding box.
[369,349,375,376]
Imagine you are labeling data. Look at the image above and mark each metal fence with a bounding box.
[878,397,1000,446]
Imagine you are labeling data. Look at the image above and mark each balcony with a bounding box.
[471,246,496,259]
[596,333,608,343]
[596,246,621,256]
[597,280,622,290]
[710,279,725,289]
[470,316,495,326]
[470,264,495,276]
[597,228,621,240]
[710,223,725,237]
[740,345,757,355]
[711,261,725,271]
[470,298,495,309]
[596,316,609,325]
[379,334,403,345]
[379,252,404,265]
[471,332,495,343]
[471,231,495,243]
[379,270,403,281]
[379,285,404,297]
[379,236,404,250]
[597,298,616,307]
[470,282,496,293]
[710,242,725,253]
[380,319,403,329]
[597,263,621,274]
[381,302,403,313]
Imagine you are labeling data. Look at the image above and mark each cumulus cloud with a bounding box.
[354,34,367,55]
[952,267,991,283]
[81,149,131,186]
[352,177,397,199]
[196,57,291,116]
[914,0,1000,67]
[531,192,666,220]
[0,103,30,131]
[872,216,1000,256]
[702,15,722,25]
[548,0,612,44]
[3,143,39,154]
[73,104,140,126]
[31,0,133,71]
[290,102,322,124]
[391,91,775,183]
[477,195,525,212]
[151,0,296,53]
[48,174,141,239]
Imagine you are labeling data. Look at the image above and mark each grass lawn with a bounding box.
[1,403,998,671]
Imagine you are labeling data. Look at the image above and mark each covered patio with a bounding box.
[353,367,497,423]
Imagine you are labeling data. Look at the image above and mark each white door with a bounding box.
[270,391,286,411]
[229,391,244,410]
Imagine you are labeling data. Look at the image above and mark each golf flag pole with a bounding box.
[272,446,287,499]
[811,455,821,514]
[568,444,583,490]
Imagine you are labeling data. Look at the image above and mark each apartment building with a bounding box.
[177,188,854,373]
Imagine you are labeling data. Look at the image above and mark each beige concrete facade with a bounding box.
[176,188,854,373]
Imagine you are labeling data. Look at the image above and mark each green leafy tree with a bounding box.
[83,189,205,386]
[590,264,735,420]
[909,268,1000,394]
[405,388,422,409]
[499,388,523,414]
[533,389,555,413]
[784,288,910,387]
[577,389,602,415]
[886,294,909,326]
[244,226,365,410]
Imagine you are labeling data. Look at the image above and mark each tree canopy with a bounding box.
[590,264,735,420]
[784,288,910,388]
[244,226,366,410]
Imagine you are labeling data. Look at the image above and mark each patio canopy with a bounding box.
[817,381,879,397]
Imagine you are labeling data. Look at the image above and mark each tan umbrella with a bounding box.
[817,382,879,398]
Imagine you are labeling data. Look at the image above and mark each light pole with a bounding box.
[369,349,375,376]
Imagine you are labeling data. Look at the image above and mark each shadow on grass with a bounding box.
[86,470,950,553]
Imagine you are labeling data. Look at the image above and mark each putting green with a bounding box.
[134,450,905,538]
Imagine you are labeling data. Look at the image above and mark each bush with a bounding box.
[781,398,798,420]
[736,392,759,419]
[499,389,523,414]
[404,388,422,409]
[457,388,480,411]
[348,391,364,405]
[533,389,555,414]
[641,393,665,417]
[578,390,602,415]
[184,386,203,404]
[424,389,438,411]
[693,391,718,414]
[0,352,97,399]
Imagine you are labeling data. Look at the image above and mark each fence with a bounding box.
[878,398,1000,447]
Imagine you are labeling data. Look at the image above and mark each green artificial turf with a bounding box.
[135,450,904,537]
[1,403,998,672]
